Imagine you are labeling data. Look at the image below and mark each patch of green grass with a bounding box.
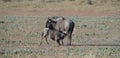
[2,0,11,2]
[0,38,21,45]
[1,46,120,58]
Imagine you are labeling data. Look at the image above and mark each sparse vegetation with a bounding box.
[2,0,11,2]
[0,0,120,11]
[0,16,120,58]
[0,0,120,58]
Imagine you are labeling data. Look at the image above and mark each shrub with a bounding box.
[3,0,11,2]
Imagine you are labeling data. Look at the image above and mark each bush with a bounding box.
[3,0,11,2]
[87,0,93,5]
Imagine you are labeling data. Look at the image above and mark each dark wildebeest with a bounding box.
[40,28,67,46]
[45,16,75,46]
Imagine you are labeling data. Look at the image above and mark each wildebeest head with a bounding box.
[45,17,57,30]
[45,16,65,30]
[58,31,67,39]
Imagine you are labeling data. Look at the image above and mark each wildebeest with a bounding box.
[40,28,49,45]
[40,28,67,46]
[45,16,75,46]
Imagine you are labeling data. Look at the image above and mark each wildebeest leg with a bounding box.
[67,33,72,46]
[57,39,61,46]
[61,40,64,45]
[45,38,49,45]
[40,37,44,46]
[40,37,49,46]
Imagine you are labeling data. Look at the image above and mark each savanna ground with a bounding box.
[0,0,120,58]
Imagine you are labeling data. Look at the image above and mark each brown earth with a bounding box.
[0,8,120,16]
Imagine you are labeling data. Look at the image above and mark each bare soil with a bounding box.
[0,8,120,16]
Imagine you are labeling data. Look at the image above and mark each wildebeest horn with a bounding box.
[48,17,52,21]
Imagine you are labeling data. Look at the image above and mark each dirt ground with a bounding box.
[0,8,120,16]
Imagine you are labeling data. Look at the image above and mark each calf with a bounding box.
[40,28,67,46]
[40,28,49,45]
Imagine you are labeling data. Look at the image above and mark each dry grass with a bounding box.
[0,0,120,11]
